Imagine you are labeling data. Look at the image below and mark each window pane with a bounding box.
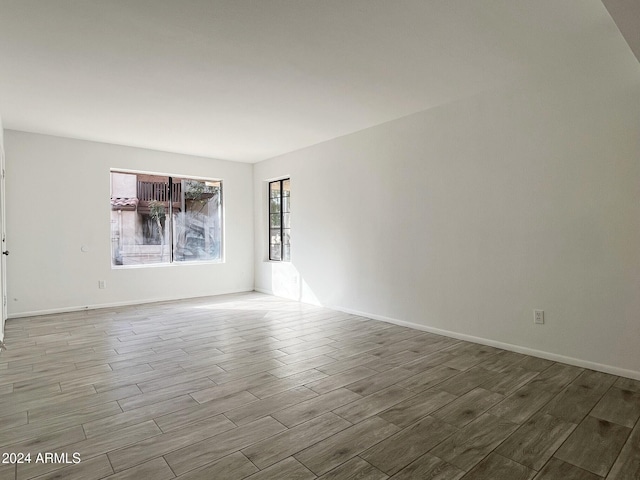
[111,172,170,266]
[270,181,281,198]
[269,213,281,228]
[270,244,282,261]
[270,228,282,245]
[174,179,223,262]
[283,245,291,262]
[267,178,290,262]
[269,197,281,214]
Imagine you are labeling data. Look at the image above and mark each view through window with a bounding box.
[269,178,290,261]
[110,171,222,266]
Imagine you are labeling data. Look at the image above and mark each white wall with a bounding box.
[0,113,4,341]
[254,62,640,377]
[5,131,254,316]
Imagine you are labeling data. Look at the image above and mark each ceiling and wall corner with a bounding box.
[602,0,640,63]
[0,0,637,164]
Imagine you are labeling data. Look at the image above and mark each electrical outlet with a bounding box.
[534,309,544,324]
[98,280,106,289]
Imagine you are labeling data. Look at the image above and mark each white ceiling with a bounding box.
[0,0,637,163]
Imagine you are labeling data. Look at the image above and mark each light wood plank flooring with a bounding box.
[0,292,638,479]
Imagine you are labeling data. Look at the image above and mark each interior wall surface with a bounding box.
[5,131,254,316]
[254,61,640,377]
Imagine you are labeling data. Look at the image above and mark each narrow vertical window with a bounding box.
[269,178,290,261]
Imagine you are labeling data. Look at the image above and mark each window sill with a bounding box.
[112,260,224,269]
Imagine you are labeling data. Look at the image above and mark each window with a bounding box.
[269,178,290,261]
[110,171,222,266]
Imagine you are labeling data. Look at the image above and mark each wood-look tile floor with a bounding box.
[0,292,638,480]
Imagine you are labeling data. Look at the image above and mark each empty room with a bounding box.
[0,1,639,479]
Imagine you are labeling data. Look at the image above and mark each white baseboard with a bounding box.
[333,305,640,381]
[11,288,638,381]
[258,290,640,380]
[254,287,274,296]
[254,287,323,307]
[7,289,254,319]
